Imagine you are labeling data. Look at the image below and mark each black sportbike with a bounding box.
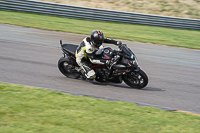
[58,40,148,89]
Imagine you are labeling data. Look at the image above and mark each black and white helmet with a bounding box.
[91,30,104,48]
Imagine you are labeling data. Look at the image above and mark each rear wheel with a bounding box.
[123,69,148,89]
[58,57,80,79]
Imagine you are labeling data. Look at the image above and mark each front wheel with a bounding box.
[123,69,148,89]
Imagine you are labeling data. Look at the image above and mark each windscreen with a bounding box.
[121,44,135,59]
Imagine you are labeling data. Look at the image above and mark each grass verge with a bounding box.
[0,82,200,133]
[0,10,200,50]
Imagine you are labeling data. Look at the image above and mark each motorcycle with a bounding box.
[58,40,148,89]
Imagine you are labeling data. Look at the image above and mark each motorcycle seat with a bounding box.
[62,44,78,55]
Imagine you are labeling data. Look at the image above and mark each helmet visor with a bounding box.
[94,38,104,46]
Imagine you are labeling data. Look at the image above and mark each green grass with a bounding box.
[0,10,200,50]
[0,82,200,133]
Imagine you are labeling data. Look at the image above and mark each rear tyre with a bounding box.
[58,57,80,79]
[122,69,148,89]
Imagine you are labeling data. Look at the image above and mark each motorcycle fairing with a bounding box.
[95,47,113,60]
[121,44,135,60]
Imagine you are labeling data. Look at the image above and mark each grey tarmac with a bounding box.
[0,24,200,114]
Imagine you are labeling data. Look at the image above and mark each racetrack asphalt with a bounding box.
[0,24,200,114]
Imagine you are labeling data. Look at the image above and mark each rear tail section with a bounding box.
[60,39,63,46]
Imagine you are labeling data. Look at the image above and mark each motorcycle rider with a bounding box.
[75,30,122,79]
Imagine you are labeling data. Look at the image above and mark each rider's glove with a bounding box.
[117,41,122,45]
[117,41,123,49]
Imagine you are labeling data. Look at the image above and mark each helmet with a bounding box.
[91,30,104,48]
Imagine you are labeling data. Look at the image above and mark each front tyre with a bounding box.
[58,57,80,79]
[123,69,148,89]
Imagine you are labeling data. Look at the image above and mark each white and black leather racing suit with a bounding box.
[75,37,119,79]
